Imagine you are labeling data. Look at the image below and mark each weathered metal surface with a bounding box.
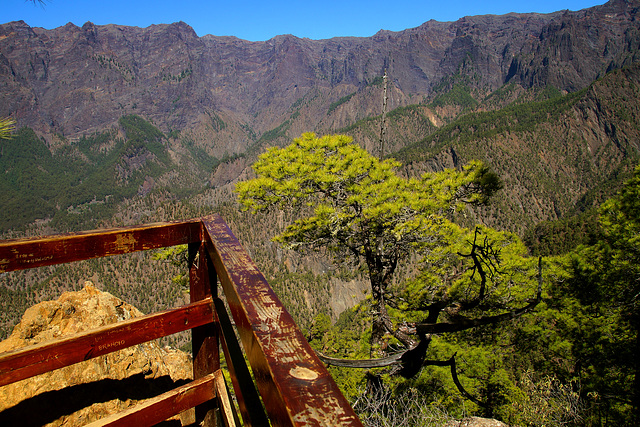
[0,215,363,426]
[0,220,201,273]
[202,214,363,426]
[190,239,220,427]
[214,297,270,426]
[0,297,214,388]
[85,371,219,427]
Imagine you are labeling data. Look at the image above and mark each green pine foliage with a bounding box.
[561,165,640,424]
[431,83,479,110]
[524,209,601,256]
[235,132,640,425]
[0,116,15,139]
[0,115,215,232]
[236,133,564,423]
[118,114,169,163]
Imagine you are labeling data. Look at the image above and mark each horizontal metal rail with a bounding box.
[86,370,237,427]
[0,214,363,426]
[0,298,213,388]
[87,372,217,427]
[0,220,201,273]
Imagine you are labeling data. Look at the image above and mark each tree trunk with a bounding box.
[370,286,390,353]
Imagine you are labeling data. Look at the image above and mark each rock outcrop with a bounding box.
[0,282,193,426]
[447,417,509,427]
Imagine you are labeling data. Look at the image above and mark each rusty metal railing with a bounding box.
[0,214,363,426]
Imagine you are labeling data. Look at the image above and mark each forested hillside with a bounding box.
[395,64,640,232]
[2,0,640,425]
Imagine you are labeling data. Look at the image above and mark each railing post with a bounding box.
[189,238,220,427]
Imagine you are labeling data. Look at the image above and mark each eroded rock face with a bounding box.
[1,0,639,147]
[0,282,193,426]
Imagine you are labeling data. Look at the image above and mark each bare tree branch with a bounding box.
[316,350,404,368]
[317,349,485,406]
[447,353,485,406]
[416,278,542,335]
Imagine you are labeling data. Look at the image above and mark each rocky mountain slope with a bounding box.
[1,0,639,156]
[393,63,640,232]
[0,1,638,232]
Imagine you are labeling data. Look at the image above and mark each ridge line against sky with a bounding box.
[5,0,606,42]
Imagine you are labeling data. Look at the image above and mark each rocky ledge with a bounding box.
[0,283,193,426]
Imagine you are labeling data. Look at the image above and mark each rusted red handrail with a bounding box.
[0,214,363,426]
[203,215,363,426]
[0,220,200,273]
[0,297,213,388]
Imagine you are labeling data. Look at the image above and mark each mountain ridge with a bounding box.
[1,2,640,377]
[2,0,637,153]
[1,0,640,236]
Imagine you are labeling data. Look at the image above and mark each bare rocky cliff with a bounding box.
[0,283,193,426]
[1,0,639,155]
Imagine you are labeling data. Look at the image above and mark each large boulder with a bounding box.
[0,282,194,426]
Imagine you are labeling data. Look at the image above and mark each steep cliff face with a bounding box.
[1,0,639,153]
[0,283,193,426]
[506,0,640,91]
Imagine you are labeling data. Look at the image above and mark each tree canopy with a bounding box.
[236,133,542,395]
[564,164,640,423]
[237,134,500,344]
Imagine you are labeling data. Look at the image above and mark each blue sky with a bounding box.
[4,0,606,41]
